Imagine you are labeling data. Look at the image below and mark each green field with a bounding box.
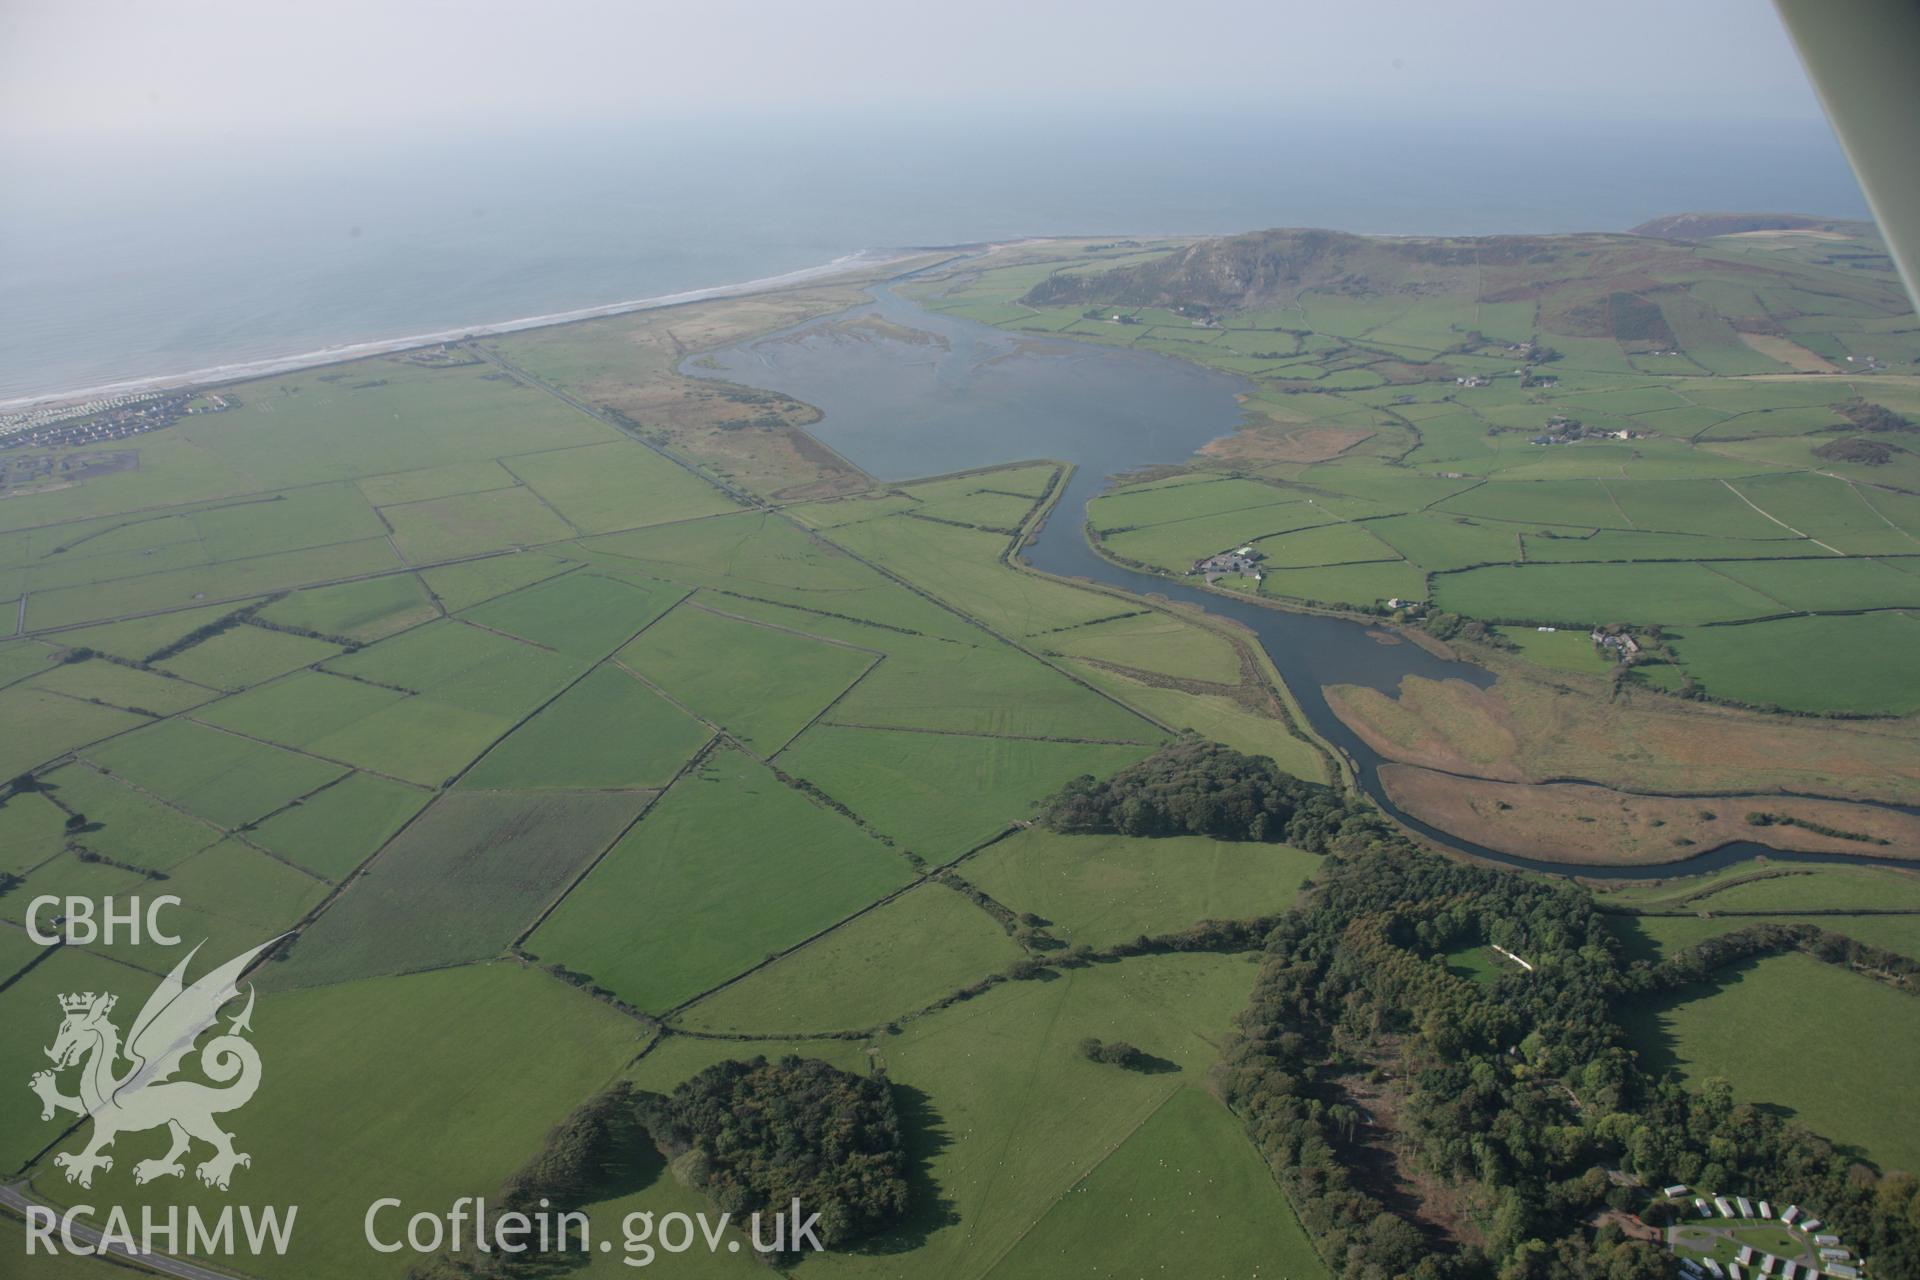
[828,631,1162,740]
[679,950,1273,1277]
[502,439,740,533]
[1024,241,1920,688]
[830,510,1135,637]
[675,881,1023,1034]
[304,619,587,783]
[0,784,71,874]
[10,225,1920,1278]
[0,1215,125,1279]
[49,600,259,663]
[0,305,1343,1276]
[965,827,1321,950]
[0,686,148,780]
[384,485,579,562]
[1710,555,1920,612]
[1369,512,1524,570]
[1494,626,1617,674]
[787,489,923,529]
[1102,505,1325,574]
[528,747,915,1012]
[1668,612,1920,712]
[911,461,1059,499]
[1067,660,1327,782]
[19,962,642,1279]
[194,670,409,752]
[460,664,711,790]
[418,551,578,612]
[1042,609,1244,682]
[84,718,346,827]
[986,1086,1324,1280]
[550,947,1281,1280]
[1434,561,1784,625]
[1442,941,1524,986]
[22,654,214,716]
[154,623,341,690]
[1256,560,1428,608]
[1627,952,1920,1173]
[270,789,649,987]
[583,510,986,644]
[618,602,877,753]
[1089,475,1300,532]
[0,947,158,1171]
[778,724,1153,858]
[23,538,405,631]
[24,767,222,875]
[1597,860,1920,966]
[83,838,332,976]
[1613,911,1920,968]
[459,568,680,657]
[897,482,1047,530]
[0,854,150,938]
[1252,519,1399,567]
[356,456,518,507]
[248,770,432,880]
[1677,864,1920,914]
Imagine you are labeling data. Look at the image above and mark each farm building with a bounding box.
[1592,629,1641,659]
[1192,546,1263,582]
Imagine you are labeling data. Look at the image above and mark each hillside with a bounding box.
[1022,228,1489,311]
[1020,228,1471,311]
[1628,211,1858,240]
[904,223,1920,725]
[1016,222,1910,359]
[1017,226,1781,324]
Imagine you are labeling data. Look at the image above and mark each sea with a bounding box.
[0,109,1870,406]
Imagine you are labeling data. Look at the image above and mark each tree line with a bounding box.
[637,1055,910,1251]
[1036,733,1387,849]
[1097,742,1920,1280]
[406,1056,910,1278]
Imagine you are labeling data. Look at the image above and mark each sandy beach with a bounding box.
[0,248,926,414]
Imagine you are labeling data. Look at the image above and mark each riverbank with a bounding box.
[676,266,1918,879]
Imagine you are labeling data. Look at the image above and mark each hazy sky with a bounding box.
[3,0,1826,141]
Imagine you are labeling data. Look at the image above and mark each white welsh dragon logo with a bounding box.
[29,937,281,1191]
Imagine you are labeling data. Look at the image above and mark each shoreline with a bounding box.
[0,247,937,414]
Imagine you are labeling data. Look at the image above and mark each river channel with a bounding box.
[689,282,1910,880]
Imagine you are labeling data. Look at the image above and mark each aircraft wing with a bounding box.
[1776,0,1920,309]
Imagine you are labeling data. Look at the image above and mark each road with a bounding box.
[0,1182,244,1280]
[1719,478,1846,556]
